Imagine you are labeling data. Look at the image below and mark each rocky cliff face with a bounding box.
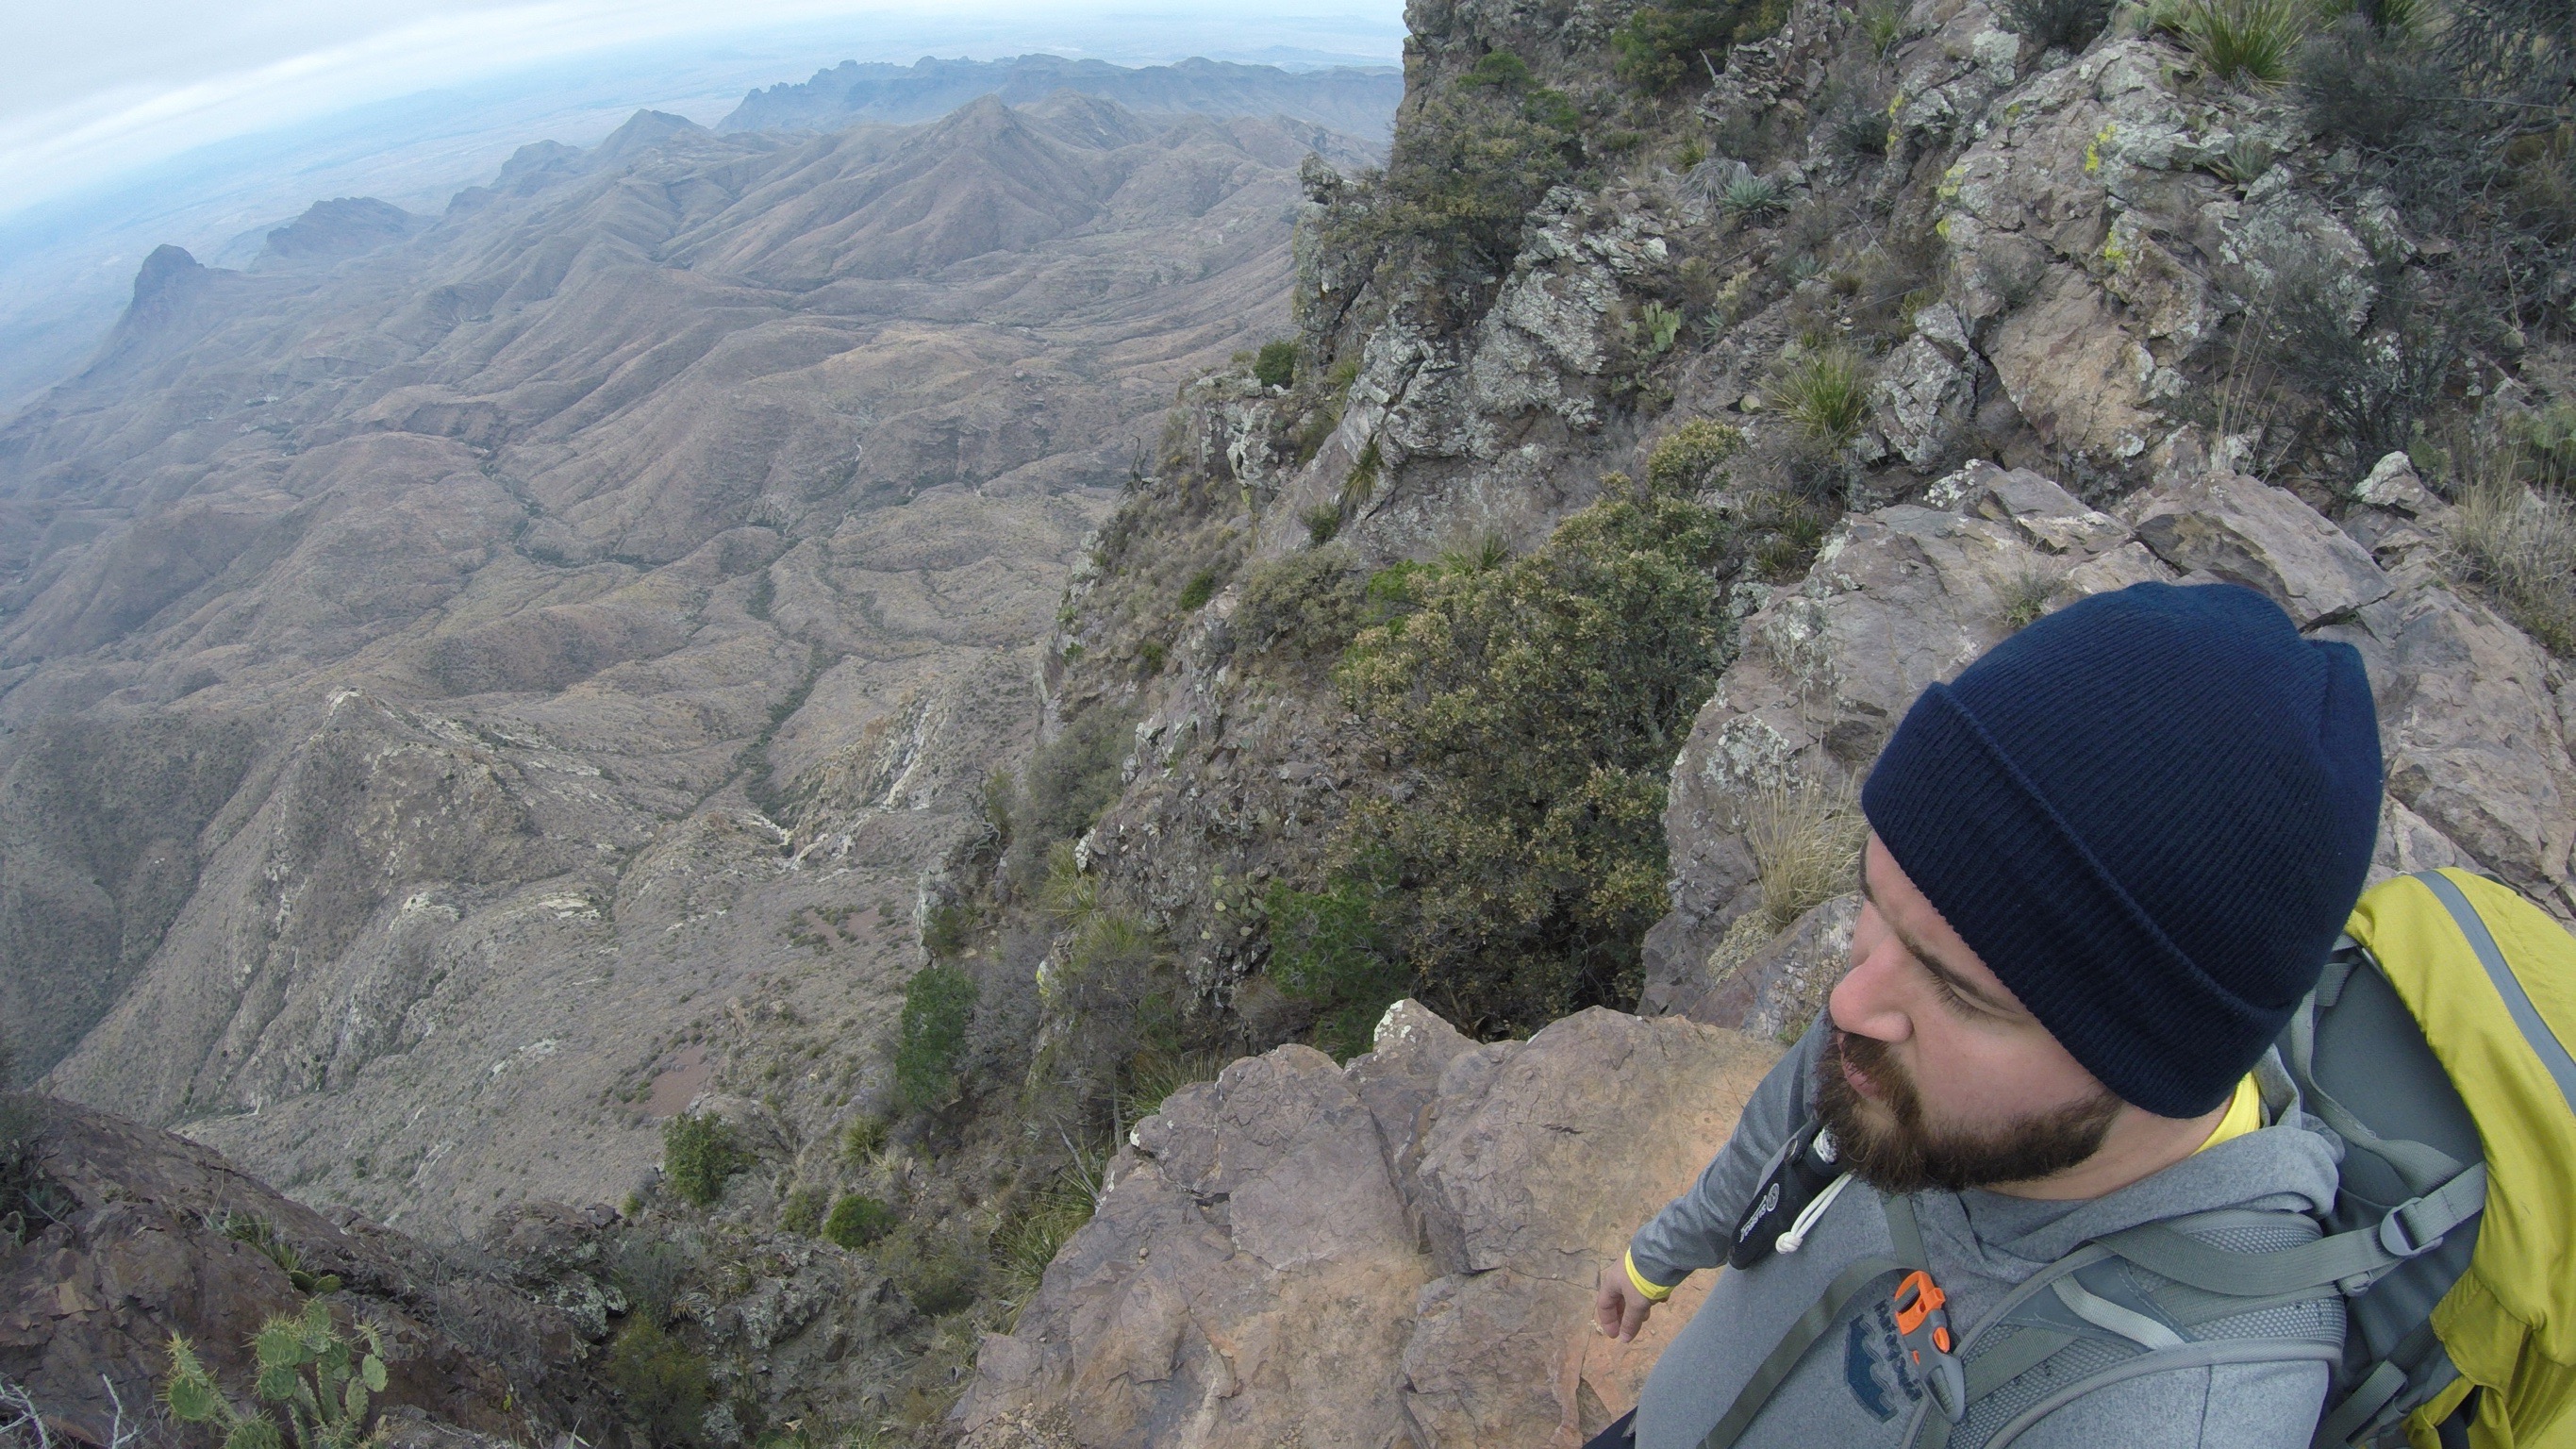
[0,92,1371,1243]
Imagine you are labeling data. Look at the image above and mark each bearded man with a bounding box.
[1595,581,2384,1448]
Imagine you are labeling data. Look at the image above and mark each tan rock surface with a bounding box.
[959,1004,1779,1448]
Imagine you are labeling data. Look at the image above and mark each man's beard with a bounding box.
[1815,1029,2122,1194]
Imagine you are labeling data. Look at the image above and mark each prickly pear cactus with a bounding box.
[162,1301,390,1449]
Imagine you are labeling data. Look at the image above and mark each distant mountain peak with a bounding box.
[594,108,709,163]
[257,197,421,267]
[719,51,1400,150]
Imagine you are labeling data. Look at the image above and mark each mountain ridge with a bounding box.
[719,53,1404,147]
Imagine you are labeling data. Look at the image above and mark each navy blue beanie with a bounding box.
[1859,581,2382,1118]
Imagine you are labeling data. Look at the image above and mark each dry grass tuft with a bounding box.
[1703,775,1866,983]
[2444,473,2576,656]
[1998,562,2064,632]
[1747,775,1866,933]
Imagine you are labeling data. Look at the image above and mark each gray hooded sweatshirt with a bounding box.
[1628,1015,2345,1449]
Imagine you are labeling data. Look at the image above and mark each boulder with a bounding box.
[2121,472,2392,626]
[1870,321,1978,471]
[2353,452,2441,517]
[957,1004,1780,1448]
[2318,580,2576,907]
[958,1043,1432,1447]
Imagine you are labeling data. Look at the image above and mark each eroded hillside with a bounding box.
[0,94,1373,1243]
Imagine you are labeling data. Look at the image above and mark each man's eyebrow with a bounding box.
[1858,869,2020,1014]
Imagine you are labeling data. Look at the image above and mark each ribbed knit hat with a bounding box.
[1859,581,2383,1118]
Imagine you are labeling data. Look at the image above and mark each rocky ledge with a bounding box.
[957,1003,1777,1447]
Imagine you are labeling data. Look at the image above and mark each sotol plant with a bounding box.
[162,1302,390,1449]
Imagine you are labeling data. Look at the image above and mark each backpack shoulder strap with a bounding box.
[1908,1208,2352,1449]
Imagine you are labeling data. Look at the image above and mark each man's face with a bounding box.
[1816,833,2122,1193]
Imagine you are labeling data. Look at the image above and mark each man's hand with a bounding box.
[1595,1268,1654,1341]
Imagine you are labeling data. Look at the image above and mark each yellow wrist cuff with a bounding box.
[1625,1249,1677,1303]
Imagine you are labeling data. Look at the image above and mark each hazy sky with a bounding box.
[2,0,1405,214]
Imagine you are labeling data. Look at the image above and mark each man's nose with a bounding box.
[1828,917,1915,1043]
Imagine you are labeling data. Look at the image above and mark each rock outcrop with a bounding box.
[958,1003,1778,1447]
[1650,454,2576,1031]
[0,1095,605,1448]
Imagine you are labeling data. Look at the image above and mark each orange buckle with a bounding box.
[1891,1270,1947,1336]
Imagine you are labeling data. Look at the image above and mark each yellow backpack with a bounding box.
[2309,869,2576,1447]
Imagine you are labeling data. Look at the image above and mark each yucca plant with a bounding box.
[162,1302,390,1449]
[1721,175,1787,219]
[2167,0,2315,85]
[1780,349,1871,450]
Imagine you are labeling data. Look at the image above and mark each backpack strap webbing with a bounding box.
[1695,1252,1908,1449]
[2095,1164,2484,1302]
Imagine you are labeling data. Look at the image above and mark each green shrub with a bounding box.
[1236,546,1369,661]
[1720,175,1787,219]
[2296,17,2441,148]
[1304,504,1344,544]
[1318,471,1737,1033]
[1999,562,2065,631]
[841,1114,888,1166]
[886,1226,984,1316]
[1119,1049,1225,1123]
[823,1193,897,1250]
[892,963,976,1113]
[995,1153,1105,1306]
[1780,350,1870,451]
[921,897,977,958]
[1860,0,1910,55]
[1645,420,1747,493]
[2508,401,2576,491]
[661,1114,741,1208]
[1175,567,1220,612]
[2,1085,68,1248]
[1265,864,1412,1060]
[2254,259,2456,469]
[1020,706,1135,845]
[1998,0,2115,49]
[162,1301,389,1449]
[604,1320,711,1447]
[2445,475,2576,656]
[1309,50,1583,307]
[214,1211,341,1295]
[1613,0,1790,92]
[780,1186,827,1238]
[1253,341,1297,390]
[609,1238,691,1325]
